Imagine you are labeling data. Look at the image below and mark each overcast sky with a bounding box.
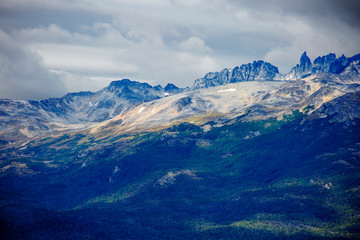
[1,0,360,100]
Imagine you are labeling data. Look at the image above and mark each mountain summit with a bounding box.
[0,80,182,143]
[193,60,279,89]
[193,52,360,89]
[283,51,312,80]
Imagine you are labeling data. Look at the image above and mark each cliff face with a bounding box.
[281,51,312,80]
[193,52,360,89]
[193,60,279,89]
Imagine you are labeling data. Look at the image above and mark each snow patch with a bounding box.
[154,170,199,187]
[113,166,120,174]
[137,107,146,113]
[217,88,237,93]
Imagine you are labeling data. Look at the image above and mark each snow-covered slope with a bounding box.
[92,81,284,134]
[0,79,183,144]
[91,73,360,136]
[33,79,183,122]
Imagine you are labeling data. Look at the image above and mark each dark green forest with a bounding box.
[1,112,360,239]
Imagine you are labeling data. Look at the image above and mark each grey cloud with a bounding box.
[229,0,360,30]
[0,0,360,98]
[0,5,111,33]
[224,0,360,72]
[0,30,67,100]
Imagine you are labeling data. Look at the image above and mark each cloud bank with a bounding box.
[0,30,66,100]
[0,0,359,99]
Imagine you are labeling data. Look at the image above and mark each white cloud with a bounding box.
[0,30,67,100]
[264,17,360,73]
[53,70,116,93]
[13,24,92,44]
[171,0,206,6]
[176,52,219,74]
[1,0,360,98]
[178,37,211,52]
[31,44,138,74]
[7,22,220,90]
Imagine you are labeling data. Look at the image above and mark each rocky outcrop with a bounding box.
[281,52,360,80]
[314,91,360,123]
[193,52,360,89]
[312,53,348,74]
[193,60,279,89]
[164,83,183,94]
[281,52,312,80]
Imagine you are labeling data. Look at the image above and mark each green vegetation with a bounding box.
[1,114,360,239]
[302,105,315,114]
[282,109,304,121]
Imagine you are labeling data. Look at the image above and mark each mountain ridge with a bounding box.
[193,52,360,88]
[1,51,360,146]
[0,79,185,144]
[193,60,279,89]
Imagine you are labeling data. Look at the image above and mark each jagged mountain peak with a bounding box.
[193,60,279,89]
[311,53,349,75]
[107,79,152,90]
[164,83,183,94]
[154,85,163,91]
[300,51,308,58]
[282,51,312,80]
[350,53,360,62]
[192,51,360,89]
[300,51,312,67]
[164,83,179,91]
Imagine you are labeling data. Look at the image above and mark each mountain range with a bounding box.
[1,51,360,239]
[193,51,360,89]
[1,51,360,146]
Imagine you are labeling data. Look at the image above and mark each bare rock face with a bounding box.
[193,52,360,89]
[281,52,360,80]
[164,83,183,94]
[314,91,360,123]
[193,61,279,89]
[281,52,312,80]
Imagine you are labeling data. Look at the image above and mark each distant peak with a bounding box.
[299,51,312,74]
[109,79,133,86]
[300,51,311,62]
[301,51,308,57]
[107,79,153,89]
[154,85,163,91]
[164,83,179,91]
